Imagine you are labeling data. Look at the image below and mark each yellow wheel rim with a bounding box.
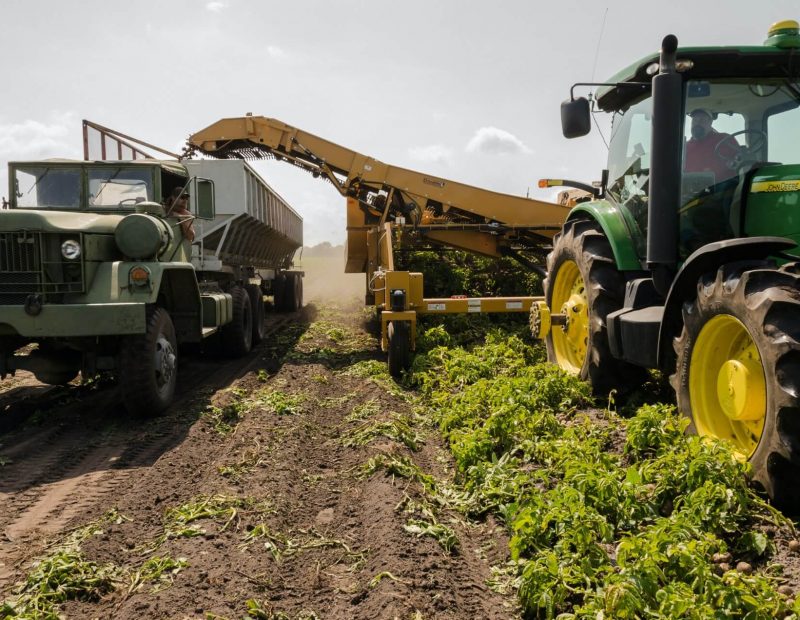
[689,314,766,458]
[550,260,589,374]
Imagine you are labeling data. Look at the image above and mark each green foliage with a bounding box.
[411,328,796,619]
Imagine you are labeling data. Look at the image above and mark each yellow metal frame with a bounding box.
[187,116,560,358]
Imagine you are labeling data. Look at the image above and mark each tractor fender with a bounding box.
[569,201,642,271]
[657,236,797,367]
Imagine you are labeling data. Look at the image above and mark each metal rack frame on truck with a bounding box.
[186,115,571,374]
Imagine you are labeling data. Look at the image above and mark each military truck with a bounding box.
[0,156,303,415]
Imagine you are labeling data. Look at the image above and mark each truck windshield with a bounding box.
[679,78,800,254]
[89,167,153,207]
[14,167,81,209]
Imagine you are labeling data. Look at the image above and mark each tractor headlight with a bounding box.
[61,239,82,260]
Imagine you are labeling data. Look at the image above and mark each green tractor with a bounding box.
[533,20,800,509]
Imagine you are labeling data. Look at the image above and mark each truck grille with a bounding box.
[0,232,85,305]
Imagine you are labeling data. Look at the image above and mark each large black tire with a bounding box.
[283,273,303,312]
[544,218,645,395]
[273,273,287,312]
[119,306,177,416]
[672,261,800,510]
[221,286,253,358]
[246,284,266,344]
[387,320,411,378]
[34,370,79,386]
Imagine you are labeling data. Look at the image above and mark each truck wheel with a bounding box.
[545,218,645,395]
[387,320,411,378]
[283,273,303,312]
[222,286,253,357]
[273,274,287,312]
[673,262,800,510]
[119,306,177,416]
[246,284,266,344]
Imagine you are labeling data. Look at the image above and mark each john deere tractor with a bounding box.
[532,21,800,509]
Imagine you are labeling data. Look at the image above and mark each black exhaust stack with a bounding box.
[647,35,683,296]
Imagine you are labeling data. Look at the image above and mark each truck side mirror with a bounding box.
[194,178,215,220]
[561,97,592,138]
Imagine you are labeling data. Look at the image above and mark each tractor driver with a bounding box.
[684,108,740,183]
[165,187,196,242]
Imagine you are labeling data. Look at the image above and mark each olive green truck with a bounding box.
[0,157,303,415]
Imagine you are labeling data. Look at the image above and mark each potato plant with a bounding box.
[412,330,799,619]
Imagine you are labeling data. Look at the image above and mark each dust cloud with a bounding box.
[295,244,365,304]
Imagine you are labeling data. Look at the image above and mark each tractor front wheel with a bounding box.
[545,218,645,395]
[673,262,800,510]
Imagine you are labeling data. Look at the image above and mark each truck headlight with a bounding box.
[61,239,81,260]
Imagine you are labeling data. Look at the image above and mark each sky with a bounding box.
[1,0,797,245]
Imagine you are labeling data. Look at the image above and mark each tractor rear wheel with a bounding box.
[544,218,645,395]
[673,262,800,510]
[387,320,411,378]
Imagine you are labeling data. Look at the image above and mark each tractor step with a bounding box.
[607,305,664,368]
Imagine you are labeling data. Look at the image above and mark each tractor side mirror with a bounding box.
[194,178,215,220]
[561,97,592,138]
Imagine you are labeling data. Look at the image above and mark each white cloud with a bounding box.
[267,45,287,59]
[206,1,228,12]
[407,144,453,166]
[466,126,532,155]
[0,112,79,201]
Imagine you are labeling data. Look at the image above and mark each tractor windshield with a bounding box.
[606,95,652,258]
[679,79,800,255]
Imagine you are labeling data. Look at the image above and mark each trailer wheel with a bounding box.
[246,284,266,344]
[673,262,800,510]
[119,306,177,416]
[273,273,287,312]
[283,273,303,312]
[545,218,645,395]
[387,320,411,378]
[222,286,253,357]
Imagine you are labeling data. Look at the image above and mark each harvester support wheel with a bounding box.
[119,306,178,416]
[672,261,800,510]
[387,320,411,378]
[246,284,266,344]
[222,286,253,358]
[545,218,645,395]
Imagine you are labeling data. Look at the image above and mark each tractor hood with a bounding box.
[746,163,800,248]
[0,209,124,234]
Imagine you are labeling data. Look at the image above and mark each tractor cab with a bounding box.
[540,20,800,510]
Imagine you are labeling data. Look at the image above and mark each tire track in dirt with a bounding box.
[0,312,299,592]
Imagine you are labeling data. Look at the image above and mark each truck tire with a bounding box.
[273,274,287,312]
[119,306,177,417]
[283,273,303,312]
[672,262,800,510]
[246,284,266,344]
[222,286,253,357]
[544,218,645,395]
[387,320,411,378]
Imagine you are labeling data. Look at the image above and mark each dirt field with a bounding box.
[0,296,517,618]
